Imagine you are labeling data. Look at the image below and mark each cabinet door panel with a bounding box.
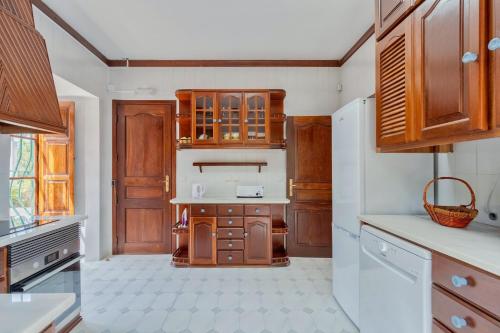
[189,217,216,265]
[243,92,270,144]
[414,0,487,140]
[244,217,271,265]
[218,93,243,144]
[192,92,217,145]
[375,0,414,39]
[492,0,500,128]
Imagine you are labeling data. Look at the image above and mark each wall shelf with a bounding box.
[193,161,268,173]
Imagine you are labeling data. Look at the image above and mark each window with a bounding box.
[9,134,37,225]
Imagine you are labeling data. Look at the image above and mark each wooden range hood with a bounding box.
[0,0,64,134]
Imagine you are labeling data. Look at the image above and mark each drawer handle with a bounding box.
[228,208,233,213]
[489,37,500,51]
[451,316,468,329]
[255,208,260,213]
[462,51,478,64]
[244,232,248,238]
[451,275,469,288]
[228,232,233,236]
[201,208,206,213]
[228,243,233,247]
[228,220,233,225]
[228,256,233,261]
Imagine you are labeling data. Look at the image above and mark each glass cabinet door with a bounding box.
[218,93,243,144]
[192,92,217,144]
[244,92,270,144]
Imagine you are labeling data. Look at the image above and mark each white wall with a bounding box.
[339,36,376,107]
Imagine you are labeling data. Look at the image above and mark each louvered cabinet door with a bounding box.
[376,16,415,149]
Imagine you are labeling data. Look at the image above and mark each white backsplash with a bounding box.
[438,137,500,227]
[0,135,10,220]
[176,149,286,198]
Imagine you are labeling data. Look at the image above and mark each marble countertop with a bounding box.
[170,197,290,204]
[0,293,75,333]
[0,215,87,247]
[359,215,500,276]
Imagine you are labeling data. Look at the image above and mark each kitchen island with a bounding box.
[170,197,289,267]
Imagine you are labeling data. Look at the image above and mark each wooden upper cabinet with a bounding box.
[243,92,270,144]
[491,0,500,129]
[413,0,488,140]
[376,16,415,148]
[192,92,217,145]
[218,93,243,144]
[375,0,416,40]
[244,217,271,265]
[189,217,217,265]
[0,1,65,134]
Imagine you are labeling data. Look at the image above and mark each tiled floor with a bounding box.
[72,255,358,333]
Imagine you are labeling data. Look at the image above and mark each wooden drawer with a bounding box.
[244,205,270,216]
[217,239,244,250]
[433,319,453,333]
[191,205,216,217]
[433,287,500,333]
[433,253,500,318]
[217,228,244,239]
[218,250,244,265]
[217,205,244,216]
[217,217,243,228]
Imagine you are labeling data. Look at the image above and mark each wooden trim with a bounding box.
[59,315,82,333]
[339,24,375,66]
[31,0,108,65]
[193,161,268,173]
[111,100,177,255]
[107,59,341,68]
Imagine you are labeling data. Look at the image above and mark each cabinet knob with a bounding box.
[244,119,249,123]
[228,243,233,247]
[462,52,478,64]
[228,232,233,236]
[228,208,233,213]
[228,256,233,261]
[212,119,217,123]
[200,208,205,213]
[489,37,500,51]
[255,208,260,213]
[228,220,233,225]
[218,119,222,123]
[451,316,468,329]
[212,232,216,237]
[451,275,469,288]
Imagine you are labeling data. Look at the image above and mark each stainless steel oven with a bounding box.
[8,224,82,329]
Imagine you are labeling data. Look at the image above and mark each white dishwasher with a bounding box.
[360,225,432,333]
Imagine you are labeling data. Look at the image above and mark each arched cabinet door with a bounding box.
[244,217,271,265]
[218,93,243,144]
[192,92,217,145]
[189,217,216,265]
[243,92,270,145]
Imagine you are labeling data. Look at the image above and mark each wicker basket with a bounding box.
[423,177,478,228]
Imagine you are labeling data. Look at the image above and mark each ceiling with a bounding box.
[42,0,374,60]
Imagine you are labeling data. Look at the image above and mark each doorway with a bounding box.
[112,100,176,254]
[286,116,332,257]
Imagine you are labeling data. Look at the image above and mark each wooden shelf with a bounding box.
[193,161,268,173]
[172,222,189,235]
[272,221,288,235]
[272,247,290,267]
[172,247,189,267]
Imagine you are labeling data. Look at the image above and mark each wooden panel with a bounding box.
[432,286,500,333]
[217,239,244,250]
[492,0,500,129]
[376,17,414,147]
[293,210,332,248]
[217,217,244,228]
[125,209,163,243]
[217,205,244,216]
[0,9,64,133]
[126,186,163,199]
[414,0,488,140]
[0,0,34,26]
[0,246,7,293]
[189,217,216,265]
[217,228,245,239]
[39,102,75,216]
[433,319,453,333]
[244,217,271,265]
[244,205,271,216]
[433,253,500,319]
[217,250,244,265]
[375,0,414,40]
[191,205,217,217]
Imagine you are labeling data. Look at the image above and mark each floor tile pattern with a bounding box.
[72,255,358,333]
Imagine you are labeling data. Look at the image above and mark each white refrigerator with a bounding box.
[332,98,433,327]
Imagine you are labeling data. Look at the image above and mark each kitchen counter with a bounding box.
[0,215,87,247]
[0,293,75,333]
[170,197,290,204]
[359,215,500,276]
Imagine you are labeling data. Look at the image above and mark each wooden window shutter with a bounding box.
[38,102,75,216]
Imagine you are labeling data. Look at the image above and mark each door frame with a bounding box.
[112,100,177,255]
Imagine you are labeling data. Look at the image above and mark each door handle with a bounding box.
[164,175,170,193]
[289,179,297,197]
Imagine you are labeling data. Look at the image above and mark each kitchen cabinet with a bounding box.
[176,89,285,149]
[375,0,417,40]
[189,217,217,265]
[244,217,272,265]
[0,0,65,134]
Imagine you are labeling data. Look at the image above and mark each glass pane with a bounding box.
[9,178,35,221]
[206,127,213,139]
[248,97,255,110]
[206,97,213,110]
[196,97,204,109]
[257,97,265,110]
[10,137,35,177]
[221,97,229,110]
[231,96,240,109]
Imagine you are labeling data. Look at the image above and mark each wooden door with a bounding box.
[114,101,175,254]
[189,217,216,265]
[244,217,271,265]
[376,16,415,149]
[375,0,414,39]
[491,0,500,129]
[286,116,332,258]
[243,92,270,144]
[413,0,488,140]
[218,93,243,144]
[38,102,75,216]
[192,92,217,145]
